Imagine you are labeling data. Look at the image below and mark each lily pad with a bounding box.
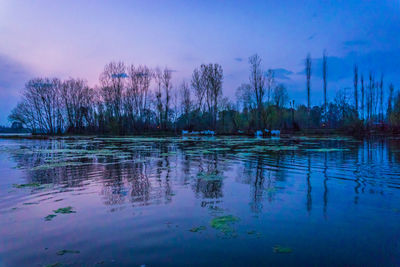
[13,183,40,188]
[53,207,76,214]
[56,249,80,255]
[44,214,57,221]
[273,245,292,253]
[210,215,239,234]
[189,226,206,232]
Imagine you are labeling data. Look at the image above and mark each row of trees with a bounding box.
[9,54,400,135]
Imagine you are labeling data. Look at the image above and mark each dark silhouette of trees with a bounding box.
[8,55,399,135]
[323,51,327,115]
[305,54,312,113]
[353,65,358,115]
[248,54,266,129]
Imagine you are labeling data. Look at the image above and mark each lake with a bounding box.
[0,136,399,266]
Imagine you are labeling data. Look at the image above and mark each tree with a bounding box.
[387,83,394,122]
[161,67,172,130]
[180,80,191,128]
[273,84,289,109]
[361,74,364,120]
[322,51,327,115]
[99,61,126,132]
[353,64,358,115]
[248,54,266,129]
[305,54,312,113]
[266,69,275,104]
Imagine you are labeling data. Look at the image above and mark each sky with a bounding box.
[0,0,400,125]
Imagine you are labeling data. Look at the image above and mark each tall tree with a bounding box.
[387,83,394,121]
[305,54,312,113]
[266,69,275,104]
[353,64,358,115]
[161,67,172,130]
[361,74,365,120]
[249,54,266,129]
[379,74,384,122]
[322,51,327,115]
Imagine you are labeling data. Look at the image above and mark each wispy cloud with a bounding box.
[234,57,243,62]
[269,68,294,80]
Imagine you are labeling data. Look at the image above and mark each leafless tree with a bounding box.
[249,54,266,129]
[99,61,126,126]
[353,64,358,114]
[322,51,327,114]
[266,69,275,104]
[305,54,312,113]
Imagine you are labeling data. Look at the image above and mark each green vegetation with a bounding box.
[189,226,206,232]
[210,215,240,235]
[13,183,40,188]
[56,249,80,256]
[273,245,293,254]
[53,207,76,214]
[44,214,57,221]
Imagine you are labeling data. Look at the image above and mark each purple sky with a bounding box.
[1,0,399,125]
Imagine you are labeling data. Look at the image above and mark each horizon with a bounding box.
[1,0,400,125]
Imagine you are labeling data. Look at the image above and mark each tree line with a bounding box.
[8,53,400,135]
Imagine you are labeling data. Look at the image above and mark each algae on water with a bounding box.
[56,249,80,255]
[210,215,239,235]
[44,214,57,221]
[189,226,206,232]
[53,207,76,214]
[273,245,292,253]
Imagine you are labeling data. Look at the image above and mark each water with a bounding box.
[0,136,399,266]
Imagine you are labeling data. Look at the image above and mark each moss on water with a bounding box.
[13,183,41,188]
[210,215,239,234]
[53,207,76,214]
[44,263,62,267]
[189,226,206,232]
[44,214,57,221]
[56,249,80,255]
[273,245,292,253]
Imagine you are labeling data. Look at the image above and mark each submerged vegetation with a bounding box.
[8,54,400,137]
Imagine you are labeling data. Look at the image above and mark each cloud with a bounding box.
[0,54,33,125]
[234,57,243,62]
[0,54,32,90]
[269,68,293,80]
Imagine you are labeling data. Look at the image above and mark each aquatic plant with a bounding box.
[210,215,239,234]
[189,226,206,232]
[44,214,57,221]
[13,183,40,188]
[53,207,76,214]
[273,245,292,253]
[56,249,80,255]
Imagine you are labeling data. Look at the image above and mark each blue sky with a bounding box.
[0,0,399,125]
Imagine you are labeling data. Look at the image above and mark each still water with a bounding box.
[0,136,399,266]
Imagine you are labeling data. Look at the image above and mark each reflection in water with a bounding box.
[0,136,400,266]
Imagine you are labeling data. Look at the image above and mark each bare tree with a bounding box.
[387,83,394,121]
[273,84,289,108]
[353,64,358,114]
[99,61,126,127]
[191,67,206,112]
[361,74,364,120]
[305,54,312,113]
[180,80,191,128]
[266,69,275,104]
[249,54,266,129]
[161,67,172,130]
[322,51,327,114]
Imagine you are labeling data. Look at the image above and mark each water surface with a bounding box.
[0,136,399,266]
